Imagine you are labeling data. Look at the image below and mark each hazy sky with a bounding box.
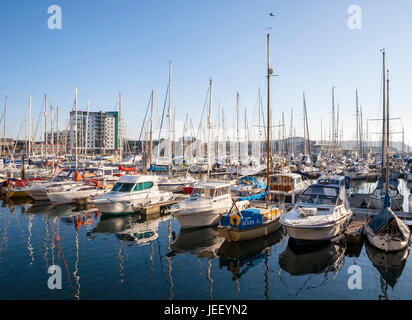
[0,0,411,144]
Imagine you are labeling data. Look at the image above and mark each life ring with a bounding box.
[230,214,241,226]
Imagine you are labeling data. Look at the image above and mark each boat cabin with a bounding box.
[110,175,156,193]
[269,173,304,192]
[190,182,231,199]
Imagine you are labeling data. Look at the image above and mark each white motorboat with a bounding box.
[47,183,106,204]
[280,184,353,242]
[171,182,249,229]
[93,175,174,214]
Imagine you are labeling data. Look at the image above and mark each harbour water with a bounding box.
[1,180,412,300]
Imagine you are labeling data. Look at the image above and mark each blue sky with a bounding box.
[0,0,411,145]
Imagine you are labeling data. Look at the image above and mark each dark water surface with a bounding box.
[0,181,412,300]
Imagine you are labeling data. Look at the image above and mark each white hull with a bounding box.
[94,191,174,214]
[282,215,351,241]
[364,224,409,252]
[173,200,249,229]
[48,189,106,204]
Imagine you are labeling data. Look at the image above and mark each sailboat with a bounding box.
[364,51,410,252]
[217,34,282,242]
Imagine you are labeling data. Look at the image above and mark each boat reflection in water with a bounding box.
[92,213,168,245]
[278,238,345,295]
[217,229,285,281]
[168,226,225,258]
[365,242,409,300]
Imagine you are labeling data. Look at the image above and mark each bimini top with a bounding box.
[117,174,158,184]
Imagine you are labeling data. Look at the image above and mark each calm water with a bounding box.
[1,181,412,300]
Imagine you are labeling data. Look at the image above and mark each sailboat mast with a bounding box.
[119,93,122,160]
[75,87,78,169]
[149,90,154,166]
[56,106,59,155]
[266,33,271,205]
[381,49,386,182]
[44,94,47,156]
[207,78,212,177]
[386,70,390,191]
[28,94,31,157]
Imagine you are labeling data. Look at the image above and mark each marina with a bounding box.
[2,0,412,304]
[0,179,412,300]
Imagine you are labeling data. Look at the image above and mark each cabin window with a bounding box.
[133,181,154,191]
[112,183,135,192]
[271,176,278,184]
[144,182,154,189]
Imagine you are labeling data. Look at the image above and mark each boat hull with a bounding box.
[364,224,409,252]
[282,215,350,242]
[218,219,281,242]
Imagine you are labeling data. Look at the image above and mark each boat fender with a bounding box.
[230,214,241,226]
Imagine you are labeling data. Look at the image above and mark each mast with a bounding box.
[44,94,47,156]
[386,70,390,192]
[207,78,212,178]
[236,92,240,163]
[355,89,359,154]
[85,100,90,157]
[149,90,154,166]
[290,109,294,156]
[168,61,172,177]
[331,87,335,156]
[266,33,272,206]
[381,49,386,182]
[28,94,31,157]
[75,87,78,169]
[56,106,59,155]
[119,93,123,159]
[2,96,6,158]
[50,105,54,158]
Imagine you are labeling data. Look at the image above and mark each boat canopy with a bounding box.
[368,207,410,240]
[238,176,265,188]
[237,186,269,201]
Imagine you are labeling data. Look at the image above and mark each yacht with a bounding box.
[280,184,353,242]
[93,175,174,214]
[364,206,410,252]
[47,182,106,204]
[171,181,249,228]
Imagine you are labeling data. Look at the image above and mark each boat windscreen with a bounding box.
[299,186,339,205]
[304,186,339,197]
[112,183,135,192]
